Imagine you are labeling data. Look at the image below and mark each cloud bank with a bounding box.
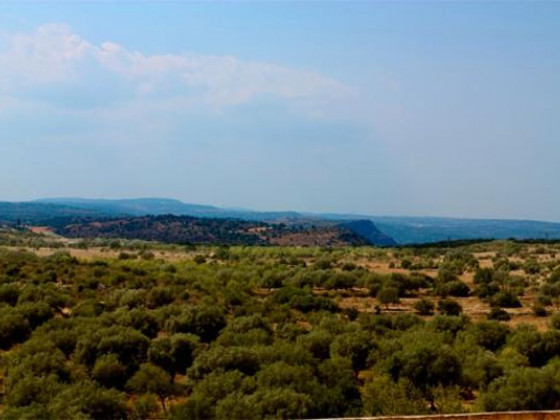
[0,23,350,113]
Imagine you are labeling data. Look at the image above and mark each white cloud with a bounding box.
[0,23,351,111]
[0,24,90,87]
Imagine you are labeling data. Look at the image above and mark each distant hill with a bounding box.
[337,220,397,247]
[53,215,371,246]
[35,198,301,221]
[305,213,560,244]
[364,216,560,244]
[36,197,221,217]
[2,197,560,245]
[0,202,112,223]
[55,215,267,245]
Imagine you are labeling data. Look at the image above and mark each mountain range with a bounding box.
[1,197,559,245]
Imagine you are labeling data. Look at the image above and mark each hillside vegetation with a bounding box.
[2,231,560,418]
[3,198,560,244]
[51,215,373,247]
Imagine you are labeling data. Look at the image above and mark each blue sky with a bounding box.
[0,2,559,221]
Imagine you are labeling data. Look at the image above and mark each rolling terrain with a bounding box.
[50,215,374,247]
[2,198,560,245]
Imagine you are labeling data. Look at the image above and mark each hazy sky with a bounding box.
[1,2,559,221]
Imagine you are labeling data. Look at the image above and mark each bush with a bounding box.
[437,299,463,316]
[549,313,560,330]
[533,303,548,317]
[146,287,175,308]
[168,396,214,420]
[131,394,160,420]
[127,363,175,412]
[488,307,511,321]
[116,309,160,338]
[474,268,493,285]
[413,298,435,315]
[298,330,333,360]
[75,326,150,371]
[273,287,337,313]
[148,333,200,376]
[387,335,462,396]
[251,387,313,420]
[429,315,468,337]
[400,259,412,270]
[509,326,560,367]
[362,374,427,416]
[464,321,509,351]
[193,255,206,264]
[4,374,61,407]
[166,304,226,342]
[330,331,372,372]
[536,294,552,307]
[189,346,260,379]
[215,393,259,420]
[49,381,128,419]
[491,291,522,308]
[482,365,560,410]
[377,287,400,309]
[17,302,54,329]
[0,310,31,349]
[118,252,134,260]
[119,290,146,309]
[92,354,128,389]
[0,284,20,306]
[437,280,470,297]
[474,282,501,299]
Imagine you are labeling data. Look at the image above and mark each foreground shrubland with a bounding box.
[1,240,560,418]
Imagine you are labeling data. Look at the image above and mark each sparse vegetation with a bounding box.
[1,230,560,418]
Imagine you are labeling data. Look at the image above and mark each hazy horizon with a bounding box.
[1,2,559,222]
[0,195,556,225]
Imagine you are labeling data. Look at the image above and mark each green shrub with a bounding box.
[146,287,175,308]
[549,313,560,330]
[437,298,463,316]
[0,284,20,306]
[92,354,128,389]
[533,303,548,317]
[413,298,435,315]
[437,280,470,297]
[127,363,175,412]
[488,307,511,321]
[491,291,522,308]
[0,309,31,349]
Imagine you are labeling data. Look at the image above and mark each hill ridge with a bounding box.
[2,198,560,244]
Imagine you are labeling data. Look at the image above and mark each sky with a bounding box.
[0,1,559,221]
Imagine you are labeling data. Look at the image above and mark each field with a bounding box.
[2,229,560,418]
